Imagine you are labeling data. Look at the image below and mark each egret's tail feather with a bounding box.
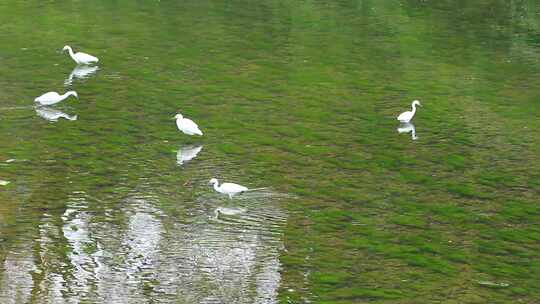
[246,187,269,192]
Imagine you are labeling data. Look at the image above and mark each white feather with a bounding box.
[175,114,203,136]
[34,91,78,106]
[209,178,248,199]
[397,100,421,123]
[220,183,248,194]
[63,45,99,65]
[397,111,414,122]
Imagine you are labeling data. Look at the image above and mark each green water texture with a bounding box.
[1,0,539,303]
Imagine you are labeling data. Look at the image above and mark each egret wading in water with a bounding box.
[209,178,248,199]
[35,91,78,106]
[63,45,99,65]
[174,113,203,136]
[209,178,266,199]
[397,100,422,123]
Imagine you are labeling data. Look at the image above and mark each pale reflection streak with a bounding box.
[153,192,286,303]
[122,198,163,284]
[93,194,164,304]
[61,192,101,300]
[37,215,68,303]
[0,246,35,304]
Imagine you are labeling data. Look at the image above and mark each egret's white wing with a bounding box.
[179,118,203,135]
[35,92,60,102]
[221,183,248,193]
[74,52,99,63]
[397,111,413,122]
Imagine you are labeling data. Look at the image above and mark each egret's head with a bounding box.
[174,113,183,120]
[213,207,223,219]
[209,178,218,185]
[62,45,70,52]
[412,100,421,107]
[69,91,78,99]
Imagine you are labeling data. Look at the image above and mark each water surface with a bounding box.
[1,0,539,303]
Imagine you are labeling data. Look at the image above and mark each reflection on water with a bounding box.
[64,65,99,87]
[2,0,539,302]
[397,122,418,140]
[35,106,77,122]
[0,186,286,303]
[152,190,286,303]
[0,244,35,304]
[177,145,203,166]
[214,206,247,219]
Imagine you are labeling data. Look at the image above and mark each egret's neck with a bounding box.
[62,92,75,99]
[411,103,417,114]
[66,47,75,60]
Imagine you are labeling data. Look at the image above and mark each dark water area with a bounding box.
[0,1,539,303]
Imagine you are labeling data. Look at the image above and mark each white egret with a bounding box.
[397,100,421,123]
[209,178,248,199]
[174,113,203,136]
[35,106,77,122]
[176,145,203,165]
[35,91,78,106]
[63,45,99,65]
[209,178,268,199]
[397,122,418,140]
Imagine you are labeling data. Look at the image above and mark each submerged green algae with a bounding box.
[0,0,539,303]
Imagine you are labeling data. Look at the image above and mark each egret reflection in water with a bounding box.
[213,206,247,219]
[35,106,77,122]
[397,122,418,140]
[176,145,203,166]
[64,65,99,86]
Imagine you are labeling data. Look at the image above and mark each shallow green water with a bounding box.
[1,0,539,303]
